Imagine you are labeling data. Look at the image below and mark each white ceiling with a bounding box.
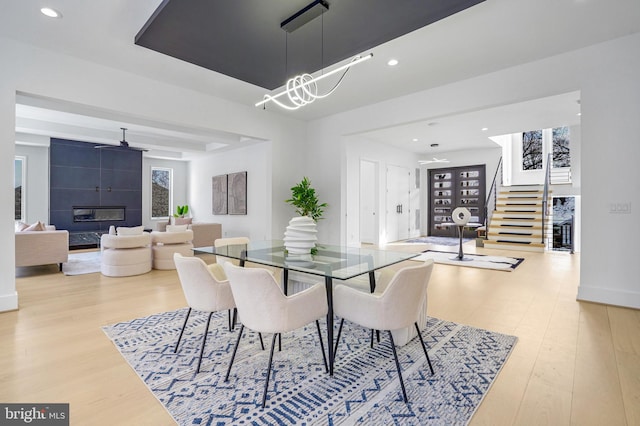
[3,0,639,157]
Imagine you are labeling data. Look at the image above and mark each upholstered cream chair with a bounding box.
[100,228,152,277]
[150,228,194,270]
[222,262,328,408]
[173,253,237,373]
[213,237,249,265]
[333,259,435,403]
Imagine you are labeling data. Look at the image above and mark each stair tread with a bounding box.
[489,231,538,235]
[484,240,545,248]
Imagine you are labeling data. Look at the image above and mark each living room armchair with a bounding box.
[100,227,152,277]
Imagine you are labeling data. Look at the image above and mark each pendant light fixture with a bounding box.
[256,0,372,110]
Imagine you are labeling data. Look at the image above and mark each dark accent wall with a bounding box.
[49,138,142,232]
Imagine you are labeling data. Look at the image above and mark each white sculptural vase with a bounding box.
[283,216,317,258]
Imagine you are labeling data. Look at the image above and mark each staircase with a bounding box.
[483,185,547,252]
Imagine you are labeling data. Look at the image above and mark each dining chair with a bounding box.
[214,236,250,265]
[173,253,238,373]
[222,262,329,408]
[333,259,435,403]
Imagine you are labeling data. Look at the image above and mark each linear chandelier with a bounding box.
[255,53,373,110]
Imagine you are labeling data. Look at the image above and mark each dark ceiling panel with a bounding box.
[135,0,485,90]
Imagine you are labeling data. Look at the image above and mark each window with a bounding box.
[151,167,172,219]
[522,130,543,170]
[552,126,570,168]
[15,157,25,221]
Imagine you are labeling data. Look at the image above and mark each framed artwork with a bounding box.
[212,174,228,215]
[227,171,247,215]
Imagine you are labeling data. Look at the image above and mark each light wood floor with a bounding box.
[2,244,639,425]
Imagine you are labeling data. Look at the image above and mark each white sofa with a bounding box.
[156,220,221,248]
[15,228,69,271]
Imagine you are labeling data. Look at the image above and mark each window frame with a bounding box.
[552,126,571,169]
[521,129,544,171]
[15,156,26,222]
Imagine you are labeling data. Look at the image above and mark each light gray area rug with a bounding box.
[404,236,472,246]
[413,250,524,271]
[63,251,101,275]
[103,309,517,425]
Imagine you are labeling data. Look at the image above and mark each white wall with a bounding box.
[188,142,273,240]
[1,35,305,312]
[2,88,17,311]
[578,34,640,308]
[308,33,640,309]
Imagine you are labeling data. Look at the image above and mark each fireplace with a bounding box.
[73,206,126,223]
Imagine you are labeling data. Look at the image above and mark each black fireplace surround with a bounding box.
[49,138,142,234]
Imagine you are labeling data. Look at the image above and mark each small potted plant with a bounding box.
[285,177,327,221]
[284,177,328,257]
[174,205,189,218]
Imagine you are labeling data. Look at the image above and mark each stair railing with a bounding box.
[542,152,552,245]
[484,156,503,235]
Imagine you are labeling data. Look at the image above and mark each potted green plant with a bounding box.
[285,177,327,221]
[284,177,327,257]
[174,205,189,218]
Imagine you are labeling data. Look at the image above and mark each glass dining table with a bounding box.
[194,240,420,375]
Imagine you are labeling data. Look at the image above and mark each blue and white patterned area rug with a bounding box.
[103,309,517,425]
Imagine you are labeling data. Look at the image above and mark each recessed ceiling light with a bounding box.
[412,138,418,142]
[387,59,399,66]
[577,112,582,116]
[481,127,488,131]
[40,7,62,18]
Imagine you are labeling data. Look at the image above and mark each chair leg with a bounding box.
[333,318,345,360]
[225,324,245,382]
[315,320,328,373]
[259,332,265,350]
[196,312,214,373]
[174,307,192,353]
[231,308,237,329]
[388,331,408,403]
[414,322,434,375]
[370,329,381,348]
[262,333,279,408]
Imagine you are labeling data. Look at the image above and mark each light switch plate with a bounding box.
[609,202,632,214]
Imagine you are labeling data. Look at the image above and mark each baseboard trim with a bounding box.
[0,291,19,312]
[577,285,640,310]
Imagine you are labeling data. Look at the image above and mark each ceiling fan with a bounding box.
[95,128,148,151]
[418,157,450,165]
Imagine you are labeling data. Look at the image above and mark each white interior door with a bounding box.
[359,160,377,244]
[386,165,410,242]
